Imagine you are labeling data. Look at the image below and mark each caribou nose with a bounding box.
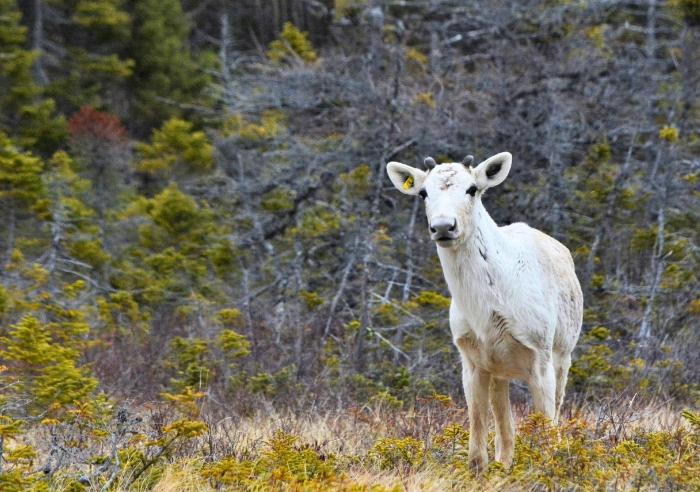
[430,217,457,236]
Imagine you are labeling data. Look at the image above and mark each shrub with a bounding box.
[267,22,318,64]
[369,437,425,470]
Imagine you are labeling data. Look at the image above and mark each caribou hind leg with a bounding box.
[553,352,572,422]
[528,350,557,420]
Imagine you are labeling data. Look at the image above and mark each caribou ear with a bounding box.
[474,152,512,190]
[386,162,427,195]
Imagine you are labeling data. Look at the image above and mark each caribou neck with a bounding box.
[436,200,511,310]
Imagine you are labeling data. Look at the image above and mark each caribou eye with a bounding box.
[466,185,478,196]
[419,189,428,199]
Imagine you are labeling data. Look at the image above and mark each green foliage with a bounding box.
[223,110,285,142]
[414,91,436,108]
[672,0,700,25]
[257,431,336,482]
[432,422,469,463]
[162,418,207,439]
[0,468,47,492]
[334,0,368,20]
[0,314,97,416]
[339,164,371,197]
[41,0,134,115]
[131,0,212,130]
[218,329,251,359]
[96,290,148,337]
[299,290,324,310]
[136,118,214,182]
[145,184,210,238]
[411,290,451,310]
[247,366,295,398]
[216,308,241,325]
[261,186,296,212]
[659,125,680,142]
[72,0,130,33]
[267,22,318,64]
[0,1,66,152]
[682,409,700,432]
[295,206,342,238]
[166,337,211,391]
[161,386,206,418]
[0,133,46,224]
[569,326,627,392]
[369,437,425,470]
[202,431,338,488]
[374,303,398,325]
[0,2,698,488]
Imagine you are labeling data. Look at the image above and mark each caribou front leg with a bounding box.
[461,359,490,473]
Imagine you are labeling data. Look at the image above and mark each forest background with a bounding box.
[0,0,699,489]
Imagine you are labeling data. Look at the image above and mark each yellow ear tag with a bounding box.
[402,176,414,191]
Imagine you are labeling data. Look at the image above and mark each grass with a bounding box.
[15,395,698,491]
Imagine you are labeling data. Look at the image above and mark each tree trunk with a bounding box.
[6,207,15,259]
[32,0,48,86]
[638,205,665,343]
[584,136,637,292]
[324,238,358,340]
[393,197,419,361]
[219,12,236,111]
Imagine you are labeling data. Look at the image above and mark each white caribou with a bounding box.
[386,152,583,471]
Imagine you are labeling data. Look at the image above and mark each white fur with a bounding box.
[387,153,583,471]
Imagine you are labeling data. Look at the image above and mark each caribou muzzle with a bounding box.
[430,216,458,246]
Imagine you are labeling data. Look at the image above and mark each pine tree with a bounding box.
[43,150,110,273]
[0,133,46,257]
[267,22,318,64]
[113,183,228,307]
[134,117,214,193]
[34,0,134,117]
[0,0,65,152]
[130,0,213,132]
[0,315,96,415]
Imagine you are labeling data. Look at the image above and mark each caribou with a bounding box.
[386,152,583,471]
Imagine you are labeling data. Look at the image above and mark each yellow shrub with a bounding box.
[414,91,435,108]
[223,110,285,141]
[267,22,318,64]
[369,436,425,470]
[659,125,680,142]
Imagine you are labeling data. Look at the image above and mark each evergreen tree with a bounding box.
[134,117,214,193]
[42,150,110,273]
[0,0,65,152]
[33,0,134,117]
[0,315,96,416]
[0,133,46,258]
[130,0,213,133]
[0,247,98,421]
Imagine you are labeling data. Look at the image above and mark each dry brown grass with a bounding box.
[28,398,698,491]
